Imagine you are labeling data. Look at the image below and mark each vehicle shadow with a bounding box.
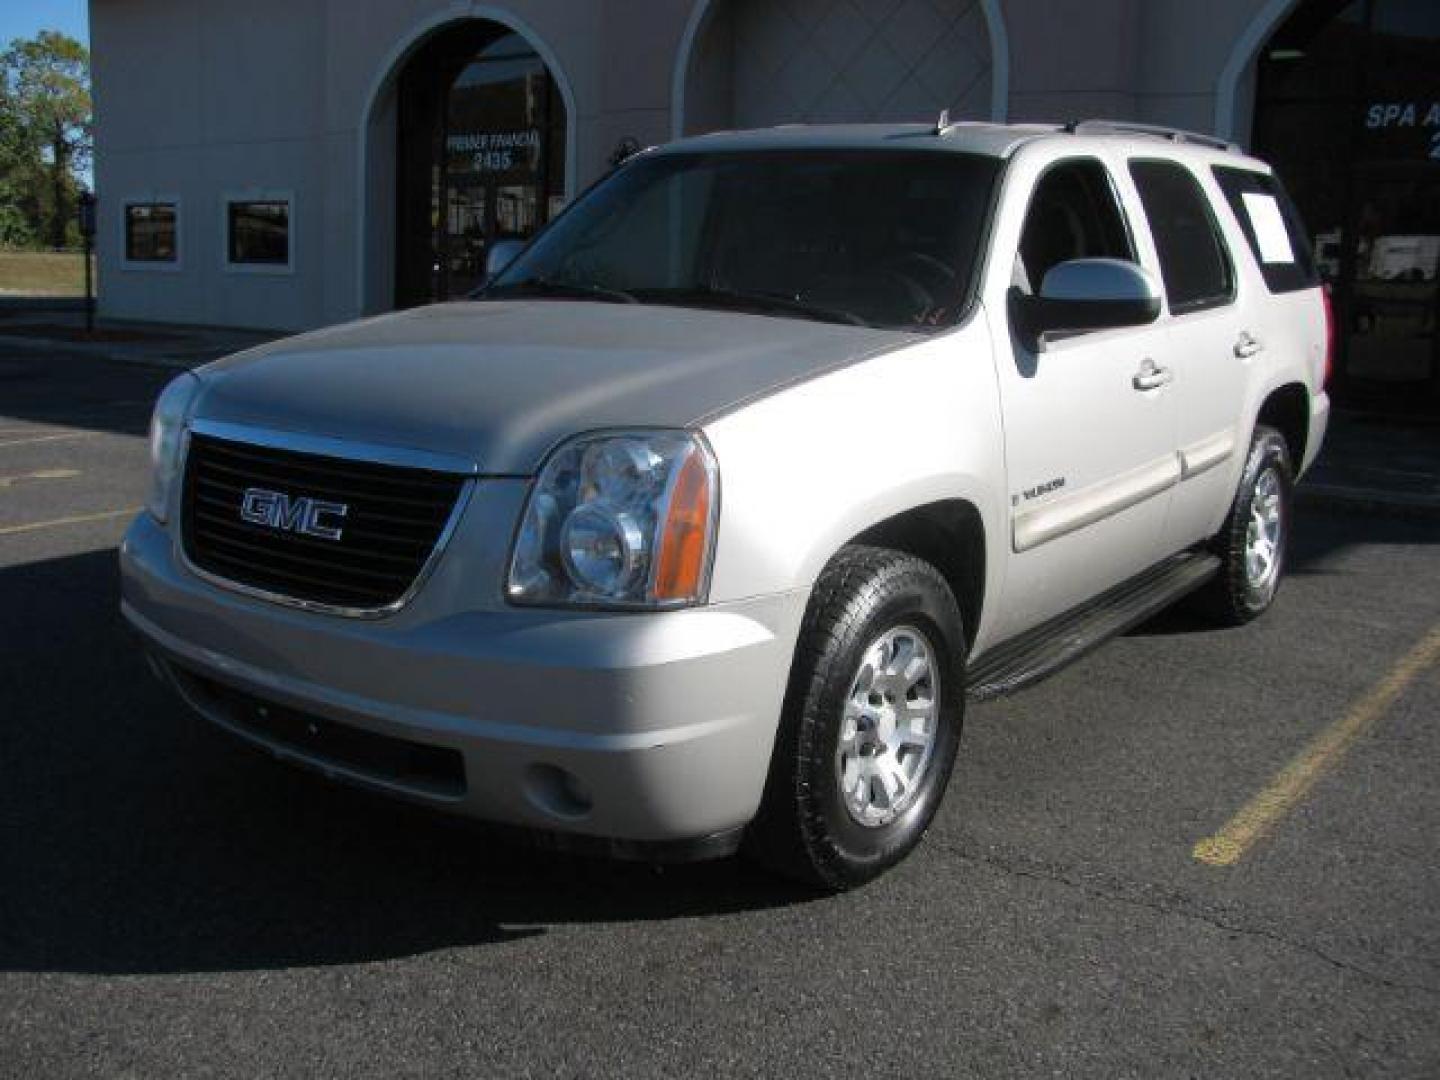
[1127,503,1439,638]
[0,548,812,977]
[0,345,171,438]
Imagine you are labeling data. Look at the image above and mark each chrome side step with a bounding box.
[966,551,1221,701]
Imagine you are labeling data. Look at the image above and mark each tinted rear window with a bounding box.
[1212,166,1320,293]
[1129,160,1235,314]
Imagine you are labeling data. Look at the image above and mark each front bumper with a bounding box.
[119,510,806,851]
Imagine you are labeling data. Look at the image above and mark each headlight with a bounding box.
[146,373,201,523]
[508,431,718,609]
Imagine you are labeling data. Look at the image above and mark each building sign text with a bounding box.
[1364,102,1440,161]
[447,129,542,173]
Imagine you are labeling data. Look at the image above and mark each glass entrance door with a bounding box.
[1345,163,1439,393]
[395,23,567,307]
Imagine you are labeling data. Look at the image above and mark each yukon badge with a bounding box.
[240,487,349,541]
[1012,477,1067,507]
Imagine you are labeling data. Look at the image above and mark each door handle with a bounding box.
[1132,358,1173,391]
[1234,331,1264,358]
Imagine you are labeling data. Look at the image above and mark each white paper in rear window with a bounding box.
[1241,192,1295,264]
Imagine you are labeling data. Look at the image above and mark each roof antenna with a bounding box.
[935,108,951,135]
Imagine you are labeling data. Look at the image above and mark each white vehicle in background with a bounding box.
[1368,235,1440,282]
[1311,230,1440,284]
[121,119,1331,888]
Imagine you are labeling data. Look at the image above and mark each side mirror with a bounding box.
[1011,258,1162,340]
[485,239,527,282]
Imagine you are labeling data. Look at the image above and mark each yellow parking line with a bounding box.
[0,468,81,489]
[0,431,100,448]
[1194,623,1440,867]
[0,506,140,537]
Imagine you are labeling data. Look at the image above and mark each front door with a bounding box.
[987,154,1178,641]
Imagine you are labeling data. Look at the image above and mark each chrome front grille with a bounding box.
[181,430,468,613]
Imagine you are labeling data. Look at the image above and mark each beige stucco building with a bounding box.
[88,0,1305,330]
[89,0,1439,415]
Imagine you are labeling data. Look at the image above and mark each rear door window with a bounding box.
[1129,160,1235,314]
[1212,166,1321,293]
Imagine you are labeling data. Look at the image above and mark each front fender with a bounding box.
[702,319,1008,646]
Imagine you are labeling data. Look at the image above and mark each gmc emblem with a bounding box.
[240,487,349,541]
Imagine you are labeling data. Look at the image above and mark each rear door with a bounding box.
[984,151,1179,641]
[1122,158,1252,552]
[1211,163,1329,465]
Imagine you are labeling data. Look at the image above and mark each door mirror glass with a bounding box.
[1013,257,1162,339]
[485,238,527,282]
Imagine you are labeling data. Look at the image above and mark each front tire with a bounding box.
[744,546,966,889]
[1196,424,1293,625]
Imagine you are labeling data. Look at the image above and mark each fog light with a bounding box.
[523,763,594,820]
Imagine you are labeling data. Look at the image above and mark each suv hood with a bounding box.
[196,301,908,475]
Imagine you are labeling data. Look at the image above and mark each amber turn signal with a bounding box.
[653,449,714,602]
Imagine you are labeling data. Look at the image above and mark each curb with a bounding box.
[0,332,213,372]
[0,296,87,312]
[1297,483,1440,522]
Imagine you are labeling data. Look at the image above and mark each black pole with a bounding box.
[83,229,93,335]
[77,191,96,335]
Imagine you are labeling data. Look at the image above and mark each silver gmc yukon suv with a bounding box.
[121,120,1331,888]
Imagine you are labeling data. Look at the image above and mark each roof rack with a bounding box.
[1061,119,1240,153]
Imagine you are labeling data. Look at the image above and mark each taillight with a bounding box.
[1320,284,1335,389]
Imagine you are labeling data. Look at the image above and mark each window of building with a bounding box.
[1129,160,1235,314]
[226,199,291,269]
[1017,158,1134,294]
[123,201,179,265]
[1212,167,1320,294]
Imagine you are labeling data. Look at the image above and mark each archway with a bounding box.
[356,10,576,314]
[1251,0,1440,415]
[673,0,1007,138]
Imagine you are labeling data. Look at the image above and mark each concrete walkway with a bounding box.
[0,307,279,369]
[1,305,1434,519]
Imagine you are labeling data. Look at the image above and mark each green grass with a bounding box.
[0,250,95,296]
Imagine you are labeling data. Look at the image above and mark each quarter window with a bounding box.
[1129,161,1234,313]
[227,200,290,267]
[124,202,178,263]
[1212,166,1320,294]
[1017,158,1134,293]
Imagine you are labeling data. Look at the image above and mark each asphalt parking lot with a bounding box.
[2,346,1438,1078]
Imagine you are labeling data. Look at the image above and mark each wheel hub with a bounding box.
[834,624,941,828]
[1244,466,1283,598]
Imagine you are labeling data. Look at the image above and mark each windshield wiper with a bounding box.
[639,286,868,327]
[486,276,639,305]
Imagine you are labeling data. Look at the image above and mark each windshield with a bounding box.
[485,150,1001,331]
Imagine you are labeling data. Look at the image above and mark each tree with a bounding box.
[0,79,34,247]
[0,31,91,249]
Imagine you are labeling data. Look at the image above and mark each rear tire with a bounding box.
[744,546,966,890]
[1195,424,1293,626]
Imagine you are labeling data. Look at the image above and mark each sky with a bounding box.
[1,0,89,50]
